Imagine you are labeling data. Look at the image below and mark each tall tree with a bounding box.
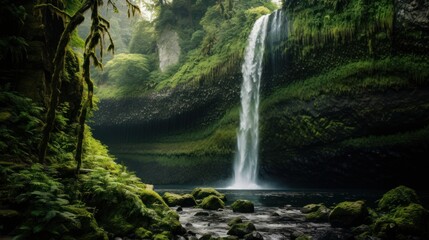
[37,0,139,173]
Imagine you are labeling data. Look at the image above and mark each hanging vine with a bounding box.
[37,0,139,173]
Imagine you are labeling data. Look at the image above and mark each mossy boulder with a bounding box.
[378,185,420,211]
[329,200,368,228]
[231,200,255,213]
[200,195,225,210]
[374,203,429,238]
[135,227,153,239]
[192,187,226,201]
[153,231,172,240]
[228,217,243,226]
[301,204,324,214]
[162,192,196,207]
[303,204,330,222]
[244,231,263,240]
[227,222,256,238]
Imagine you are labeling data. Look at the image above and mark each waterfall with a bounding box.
[229,10,287,189]
[268,9,288,74]
[229,14,270,189]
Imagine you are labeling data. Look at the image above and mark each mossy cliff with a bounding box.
[259,0,429,188]
[92,0,429,188]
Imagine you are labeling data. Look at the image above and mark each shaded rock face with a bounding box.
[260,89,429,188]
[92,73,240,143]
[158,29,180,72]
[396,0,429,30]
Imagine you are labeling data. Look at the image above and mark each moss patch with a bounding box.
[377,185,421,212]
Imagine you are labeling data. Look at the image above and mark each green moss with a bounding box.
[227,222,256,238]
[392,204,429,235]
[329,200,368,228]
[263,55,429,109]
[192,187,226,201]
[200,195,225,210]
[377,185,421,212]
[135,227,153,239]
[155,1,276,90]
[374,204,429,238]
[341,125,429,149]
[96,53,150,99]
[162,192,196,207]
[231,200,255,213]
[296,236,312,240]
[285,0,394,55]
[228,217,243,226]
[304,204,330,222]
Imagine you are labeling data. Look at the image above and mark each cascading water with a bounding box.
[229,14,269,189]
[229,10,287,189]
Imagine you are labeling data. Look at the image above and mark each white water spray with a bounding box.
[229,14,270,189]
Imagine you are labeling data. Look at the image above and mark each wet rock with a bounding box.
[271,212,280,216]
[329,201,368,228]
[176,206,183,212]
[318,229,354,240]
[200,195,225,210]
[291,230,305,239]
[195,211,210,216]
[351,224,370,235]
[176,236,186,240]
[305,204,330,222]
[228,217,243,226]
[374,203,429,237]
[244,231,264,240]
[163,192,197,207]
[231,200,255,213]
[301,204,324,214]
[285,205,293,210]
[199,234,213,240]
[192,188,226,201]
[227,222,256,238]
[187,237,198,240]
[185,222,193,227]
[187,230,197,236]
[218,236,239,240]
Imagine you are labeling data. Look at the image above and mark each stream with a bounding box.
[156,188,388,239]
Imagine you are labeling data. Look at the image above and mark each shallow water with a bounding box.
[157,187,429,239]
[157,188,385,208]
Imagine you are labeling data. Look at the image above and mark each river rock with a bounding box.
[244,231,264,240]
[228,217,243,226]
[199,234,213,240]
[227,222,256,238]
[163,192,197,207]
[200,195,225,210]
[377,185,420,211]
[231,200,255,213]
[329,200,368,228]
[301,204,331,222]
[301,203,324,214]
[192,187,226,201]
[195,211,210,216]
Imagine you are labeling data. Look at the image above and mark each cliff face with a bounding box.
[92,0,429,188]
